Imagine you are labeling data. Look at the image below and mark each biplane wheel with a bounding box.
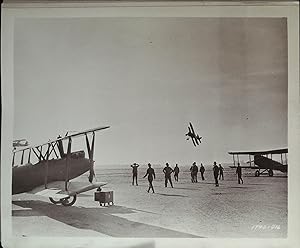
[61,195,77,206]
[268,169,274,177]
[49,197,61,205]
[255,170,260,177]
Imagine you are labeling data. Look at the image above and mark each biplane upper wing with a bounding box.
[228,148,288,155]
[189,122,199,145]
[13,126,110,153]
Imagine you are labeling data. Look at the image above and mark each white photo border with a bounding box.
[1,2,299,248]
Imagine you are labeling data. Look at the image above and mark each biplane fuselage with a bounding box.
[12,151,90,194]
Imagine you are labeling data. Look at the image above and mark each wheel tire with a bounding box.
[49,197,61,204]
[61,195,77,206]
[268,170,274,177]
[255,170,260,177]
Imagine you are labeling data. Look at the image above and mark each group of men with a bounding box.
[131,162,178,193]
[130,161,243,192]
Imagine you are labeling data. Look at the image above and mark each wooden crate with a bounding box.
[94,191,114,206]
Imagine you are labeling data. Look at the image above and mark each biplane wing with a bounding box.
[228,148,288,155]
[13,126,110,153]
[189,122,199,145]
[30,181,107,203]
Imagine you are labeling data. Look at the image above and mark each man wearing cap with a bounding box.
[131,163,140,186]
[163,163,174,188]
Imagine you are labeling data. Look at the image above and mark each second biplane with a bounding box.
[186,122,202,147]
[12,126,110,206]
[228,148,288,177]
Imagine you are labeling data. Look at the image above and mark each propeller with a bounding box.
[86,132,96,183]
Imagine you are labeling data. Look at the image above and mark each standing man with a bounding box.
[163,163,174,188]
[143,163,156,193]
[236,163,244,184]
[219,164,224,180]
[190,164,195,183]
[131,163,139,186]
[200,163,205,180]
[213,162,219,187]
[174,164,180,182]
[192,162,199,183]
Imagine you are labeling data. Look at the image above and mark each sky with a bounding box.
[13,17,288,166]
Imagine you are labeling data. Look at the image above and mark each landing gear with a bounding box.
[268,169,273,177]
[49,195,77,206]
[254,169,274,177]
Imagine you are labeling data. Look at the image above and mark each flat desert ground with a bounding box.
[12,165,287,238]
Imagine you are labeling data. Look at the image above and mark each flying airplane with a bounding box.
[186,122,202,146]
[13,139,29,148]
[228,148,288,177]
[12,126,110,206]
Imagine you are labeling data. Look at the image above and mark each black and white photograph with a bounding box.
[1,2,299,248]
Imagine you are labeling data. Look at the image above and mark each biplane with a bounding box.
[228,148,288,177]
[186,122,202,146]
[13,139,29,148]
[12,126,110,206]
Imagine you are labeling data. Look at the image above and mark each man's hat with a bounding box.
[193,162,196,165]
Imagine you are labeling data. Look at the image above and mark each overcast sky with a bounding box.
[14,17,287,165]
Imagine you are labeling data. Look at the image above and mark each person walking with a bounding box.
[143,163,156,193]
[236,163,244,184]
[200,163,205,180]
[163,163,174,188]
[130,163,139,186]
[174,164,180,182]
[213,162,219,187]
[219,164,224,180]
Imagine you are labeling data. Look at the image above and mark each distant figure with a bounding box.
[190,162,198,183]
[131,163,139,186]
[190,165,194,182]
[163,163,174,188]
[213,162,219,187]
[236,163,243,184]
[200,163,205,180]
[143,163,156,193]
[174,164,180,182]
[219,164,224,180]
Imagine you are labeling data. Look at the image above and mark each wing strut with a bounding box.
[65,137,72,191]
[44,144,51,189]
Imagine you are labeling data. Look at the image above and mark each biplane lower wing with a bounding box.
[29,181,107,200]
[229,165,259,169]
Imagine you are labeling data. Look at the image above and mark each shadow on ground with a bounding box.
[13,200,201,238]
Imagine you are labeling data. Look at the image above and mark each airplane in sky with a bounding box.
[185,122,202,147]
[228,148,288,177]
[12,126,110,206]
[13,139,29,148]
